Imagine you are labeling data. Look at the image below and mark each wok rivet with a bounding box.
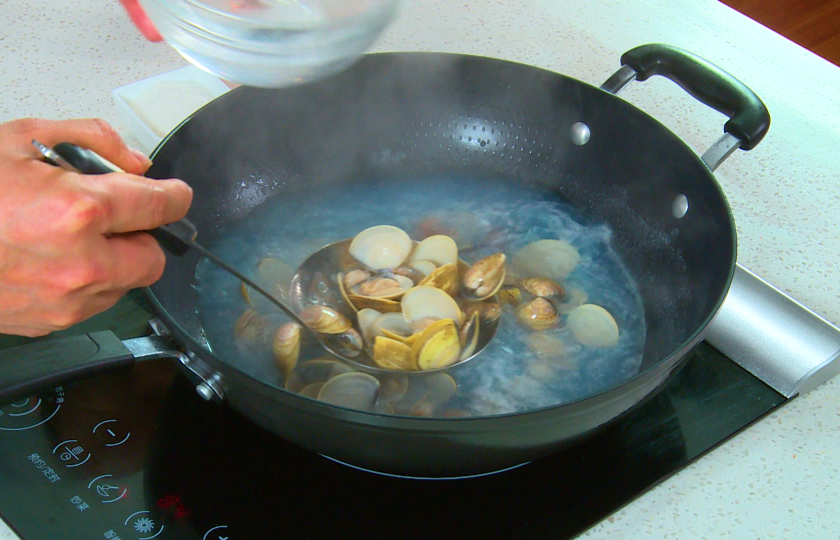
[570,122,591,145]
[672,194,689,219]
[195,383,216,401]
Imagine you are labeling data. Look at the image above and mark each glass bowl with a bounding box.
[138,0,400,88]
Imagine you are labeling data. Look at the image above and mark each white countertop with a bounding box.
[1,0,839,538]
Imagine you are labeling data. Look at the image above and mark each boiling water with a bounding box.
[194,175,646,417]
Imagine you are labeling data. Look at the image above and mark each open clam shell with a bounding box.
[402,285,464,328]
[409,234,458,266]
[372,335,416,371]
[417,262,459,297]
[348,225,413,271]
[350,274,414,299]
[411,318,462,370]
[567,304,619,347]
[317,372,380,410]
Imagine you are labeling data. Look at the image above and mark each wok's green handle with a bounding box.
[0,331,134,405]
[620,44,770,150]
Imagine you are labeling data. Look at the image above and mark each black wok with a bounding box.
[0,44,769,476]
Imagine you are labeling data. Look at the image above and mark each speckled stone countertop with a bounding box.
[1,0,838,538]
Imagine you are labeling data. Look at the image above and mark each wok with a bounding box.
[0,44,769,476]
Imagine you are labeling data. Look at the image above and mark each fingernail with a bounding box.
[130,147,152,166]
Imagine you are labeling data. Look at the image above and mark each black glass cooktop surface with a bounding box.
[0,296,788,540]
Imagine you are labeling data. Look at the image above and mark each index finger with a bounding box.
[86,172,193,234]
[13,118,152,175]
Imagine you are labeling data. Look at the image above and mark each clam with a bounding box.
[458,311,480,360]
[408,260,438,276]
[346,294,402,313]
[556,287,588,314]
[497,286,522,306]
[299,305,352,334]
[327,327,364,358]
[350,274,414,299]
[234,309,273,345]
[378,375,409,403]
[461,301,502,324]
[393,264,427,283]
[525,332,566,360]
[272,322,301,376]
[512,239,580,281]
[408,373,458,416]
[372,335,415,371]
[241,257,295,311]
[411,318,462,370]
[337,272,358,313]
[417,262,459,297]
[567,304,619,347]
[284,370,305,393]
[365,312,412,345]
[297,357,355,384]
[401,285,464,328]
[515,297,559,331]
[521,277,565,300]
[357,308,384,342]
[462,253,506,301]
[298,382,325,399]
[342,269,372,290]
[348,225,413,270]
[317,372,380,410]
[409,234,458,266]
[425,373,458,405]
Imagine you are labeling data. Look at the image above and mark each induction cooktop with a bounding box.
[0,264,837,540]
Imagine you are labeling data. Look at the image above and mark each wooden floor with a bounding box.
[720,0,840,66]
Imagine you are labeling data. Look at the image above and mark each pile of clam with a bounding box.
[303,224,504,372]
[234,224,622,416]
[501,239,621,360]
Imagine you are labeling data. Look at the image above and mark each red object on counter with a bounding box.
[119,0,163,42]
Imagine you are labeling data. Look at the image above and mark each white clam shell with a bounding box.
[409,235,458,266]
[401,285,463,327]
[317,372,380,410]
[567,304,619,347]
[357,308,383,342]
[409,260,438,276]
[512,239,580,281]
[349,225,413,270]
[369,312,412,341]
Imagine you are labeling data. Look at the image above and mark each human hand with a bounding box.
[0,118,193,337]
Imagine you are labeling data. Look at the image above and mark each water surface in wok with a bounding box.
[194,173,646,417]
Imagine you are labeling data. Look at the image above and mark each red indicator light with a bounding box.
[156,493,191,519]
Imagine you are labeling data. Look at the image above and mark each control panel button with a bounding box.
[204,525,238,540]
[52,439,91,467]
[0,388,63,431]
[88,473,128,503]
[123,510,165,539]
[93,419,131,447]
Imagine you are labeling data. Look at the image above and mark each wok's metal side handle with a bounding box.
[0,331,224,406]
[706,265,840,398]
[600,44,771,171]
